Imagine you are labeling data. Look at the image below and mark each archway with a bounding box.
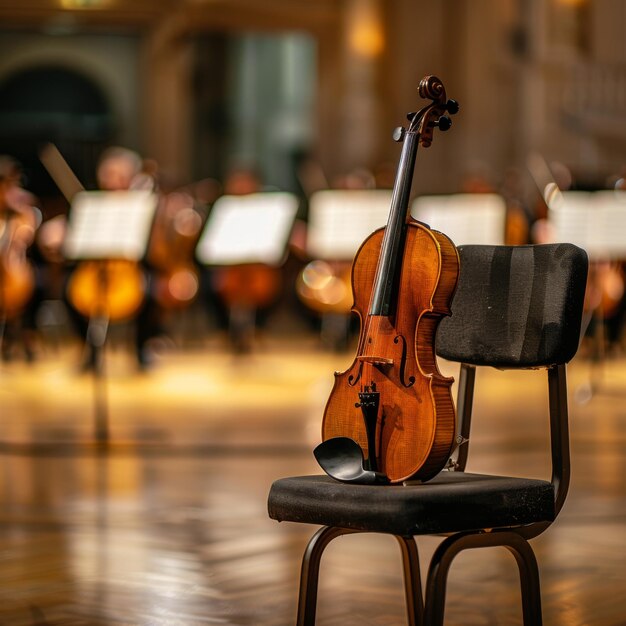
[0,65,114,202]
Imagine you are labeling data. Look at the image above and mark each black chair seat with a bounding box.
[269,472,555,536]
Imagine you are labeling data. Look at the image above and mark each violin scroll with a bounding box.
[395,75,459,148]
[418,74,445,101]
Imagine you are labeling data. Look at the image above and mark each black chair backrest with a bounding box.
[436,244,588,368]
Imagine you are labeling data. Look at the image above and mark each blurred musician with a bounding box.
[0,156,39,361]
[203,165,292,352]
[66,146,162,370]
[529,157,625,354]
[204,166,263,343]
[461,161,530,245]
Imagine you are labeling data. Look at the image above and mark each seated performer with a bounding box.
[66,146,163,370]
[0,155,40,361]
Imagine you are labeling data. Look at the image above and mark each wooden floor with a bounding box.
[0,332,625,625]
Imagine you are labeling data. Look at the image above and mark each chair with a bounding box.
[268,243,588,626]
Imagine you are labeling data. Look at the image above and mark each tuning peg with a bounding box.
[392,126,406,142]
[436,116,452,131]
[406,111,417,121]
[446,99,459,115]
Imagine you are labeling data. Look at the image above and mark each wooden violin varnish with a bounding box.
[321,76,460,484]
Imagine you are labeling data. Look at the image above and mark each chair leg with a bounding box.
[395,535,424,626]
[423,533,461,626]
[424,530,543,626]
[296,526,355,626]
[503,533,543,626]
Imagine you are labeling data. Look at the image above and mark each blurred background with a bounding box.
[0,1,625,625]
[1,0,625,352]
[1,0,624,206]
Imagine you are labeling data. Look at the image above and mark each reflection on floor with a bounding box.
[0,336,625,625]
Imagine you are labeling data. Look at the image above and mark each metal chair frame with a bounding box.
[293,361,570,626]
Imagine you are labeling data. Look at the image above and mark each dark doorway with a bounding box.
[193,32,317,194]
[0,65,114,210]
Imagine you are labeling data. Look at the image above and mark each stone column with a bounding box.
[335,0,386,174]
[139,13,193,185]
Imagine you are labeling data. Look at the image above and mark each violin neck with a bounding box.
[369,130,420,317]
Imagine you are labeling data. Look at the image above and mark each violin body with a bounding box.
[321,220,459,483]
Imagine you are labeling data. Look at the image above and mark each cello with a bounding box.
[39,144,148,323]
[0,208,36,322]
[0,159,36,324]
[320,76,460,484]
[146,190,205,310]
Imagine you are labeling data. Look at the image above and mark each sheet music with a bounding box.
[549,190,626,260]
[411,193,506,246]
[306,189,392,260]
[196,192,298,265]
[64,190,158,260]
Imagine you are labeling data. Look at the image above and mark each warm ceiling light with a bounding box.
[60,0,110,9]
[347,0,385,59]
[349,21,384,58]
[554,0,588,6]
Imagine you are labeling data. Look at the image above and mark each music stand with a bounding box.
[549,190,626,260]
[306,189,392,260]
[64,190,158,442]
[303,190,392,349]
[411,193,507,245]
[549,190,626,400]
[196,192,298,350]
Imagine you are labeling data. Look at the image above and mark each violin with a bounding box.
[321,76,460,484]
